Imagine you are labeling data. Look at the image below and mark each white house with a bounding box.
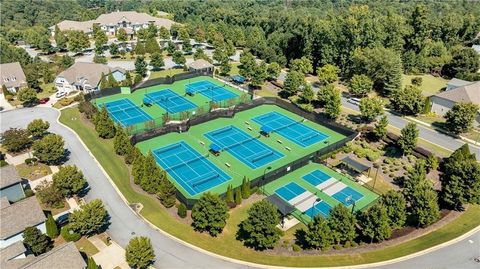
[50,11,176,37]
[0,62,28,94]
[0,196,46,249]
[55,62,126,93]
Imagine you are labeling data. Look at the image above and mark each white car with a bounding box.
[55,91,67,98]
[347,97,361,106]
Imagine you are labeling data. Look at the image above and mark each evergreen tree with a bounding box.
[116,28,127,42]
[379,190,407,229]
[444,103,479,135]
[235,187,242,205]
[94,107,116,139]
[132,154,146,185]
[304,215,333,250]
[300,84,314,104]
[113,126,130,156]
[157,177,176,208]
[373,116,389,140]
[411,180,440,227]
[86,257,98,269]
[177,203,187,218]
[172,50,186,67]
[140,152,164,194]
[150,52,164,71]
[328,204,357,246]
[135,56,148,77]
[32,134,65,165]
[145,37,161,54]
[107,73,118,87]
[225,184,234,204]
[23,227,52,255]
[68,199,109,235]
[52,165,87,197]
[99,72,108,90]
[266,62,281,80]
[323,85,341,119]
[45,214,59,238]
[191,192,228,236]
[125,236,155,269]
[283,70,304,96]
[398,122,418,155]
[54,26,68,51]
[360,203,392,243]
[241,177,250,199]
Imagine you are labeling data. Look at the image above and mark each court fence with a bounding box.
[145,97,359,207]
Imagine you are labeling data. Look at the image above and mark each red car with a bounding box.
[38,97,50,104]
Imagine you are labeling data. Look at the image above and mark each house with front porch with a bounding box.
[0,62,28,94]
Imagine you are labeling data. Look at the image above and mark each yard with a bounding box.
[59,106,480,267]
[402,74,448,96]
[16,162,52,180]
[149,68,186,79]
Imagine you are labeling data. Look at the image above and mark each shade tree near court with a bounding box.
[379,190,407,229]
[359,202,392,243]
[303,215,333,250]
[359,97,384,122]
[191,192,229,236]
[328,204,357,246]
[125,236,155,269]
[93,107,116,139]
[348,74,373,97]
[317,64,340,85]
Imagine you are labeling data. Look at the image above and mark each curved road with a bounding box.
[1,107,479,269]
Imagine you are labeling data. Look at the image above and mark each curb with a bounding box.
[56,107,480,269]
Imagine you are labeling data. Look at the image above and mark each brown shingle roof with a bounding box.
[435,81,480,104]
[95,11,175,29]
[0,165,22,189]
[57,62,112,89]
[188,59,214,70]
[0,196,46,239]
[0,62,27,89]
[52,20,95,33]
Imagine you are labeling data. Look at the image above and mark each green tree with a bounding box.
[349,74,373,97]
[94,107,116,139]
[23,226,52,256]
[45,214,59,238]
[107,73,118,87]
[177,203,187,218]
[158,26,170,40]
[17,88,38,105]
[250,62,267,87]
[191,192,228,236]
[59,55,74,69]
[266,62,281,80]
[328,204,357,245]
[157,177,176,208]
[182,40,193,54]
[405,4,430,53]
[403,160,427,202]
[145,37,161,54]
[140,152,165,194]
[411,179,440,227]
[1,128,31,152]
[373,116,389,140]
[135,56,148,77]
[35,181,64,208]
[289,56,313,75]
[125,236,155,269]
[351,46,402,95]
[237,200,282,250]
[359,97,384,122]
[239,51,256,79]
[54,26,68,51]
[219,59,231,75]
[135,42,146,55]
[52,165,86,197]
[398,122,418,155]
[443,47,480,79]
[67,30,89,53]
[225,184,234,204]
[149,52,164,71]
[323,85,341,119]
[32,134,65,164]
[38,35,52,54]
[391,85,425,115]
[241,177,251,199]
[235,187,242,205]
[113,126,131,156]
[317,64,340,85]
[360,203,392,243]
[116,28,127,42]
[109,43,119,58]
[379,190,407,229]
[99,72,108,90]
[444,103,479,135]
[27,119,50,138]
[300,84,314,104]
[304,215,333,250]
[283,70,304,96]
[132,154,146,185]
[193,48,211,62]
[86,257,98,269]
[69,199,109,235]
[172,50,186,67]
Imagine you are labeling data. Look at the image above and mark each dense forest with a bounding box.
[1,0,479,90]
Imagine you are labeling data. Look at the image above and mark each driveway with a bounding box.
[1,107,478,269]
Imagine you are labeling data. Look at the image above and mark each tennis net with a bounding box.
[192,172,220,188]
[209,126,233,137]
[293,192,318,207]
[153,143,183,156]
[108,106,137,114]
[164,153,208,171]
[250,150,273,163]
[272,119,303,132]
[222,136,257,150]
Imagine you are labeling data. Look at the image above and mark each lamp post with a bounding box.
[312,195,322,218]
[262,166,272,194]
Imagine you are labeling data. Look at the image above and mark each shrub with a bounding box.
[177,203,187,218]
[24,189,34,197]
[73,93,84,102]
[59,98,74,107]
[61,225,81,242]
[292,244,301,252]
[0,159,7,167]
[334,244,342,250]
[25,157,38,166]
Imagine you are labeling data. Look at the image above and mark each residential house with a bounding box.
[0,62,28,93]
[0,196,46,249]
[188,59,214,73]
[445,78,473,91]
[1,241,86,269]
[54,62,126,93]
[50,11,176,37]
[0,165,25,203]
[430,80,480,125]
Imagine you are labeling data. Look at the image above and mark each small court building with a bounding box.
[187,59,214,74]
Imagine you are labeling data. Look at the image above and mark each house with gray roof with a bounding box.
[188,59,214,73]
[430,80,480,125]
[54,62,126,93]
[50,11,176,38]
[0,196,46,249]
[0,165,25,203]
[1,242,85,269]
[0,62,28,93]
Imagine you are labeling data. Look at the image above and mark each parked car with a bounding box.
[55,91,66,98]
[38,97,50,104]
[347,97,361,106]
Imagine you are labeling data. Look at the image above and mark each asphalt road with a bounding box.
[1,107,478,269]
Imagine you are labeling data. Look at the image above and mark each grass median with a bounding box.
[60,106,480,267]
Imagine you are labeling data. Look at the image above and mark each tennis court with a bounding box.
[204,125,283,169]
[252,111,329,147]
[275,182,332,218]
[101,99,152,126]
[186,80,238,102]
[152,141,231,196]
[145,89,197,114]
[332,187,364,206]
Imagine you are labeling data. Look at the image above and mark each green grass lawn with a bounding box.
[75,237,99,256]
[228,62,241,76]
[60,106,480,267]
[149,68,186,79]
[136,105,346,200]
[16,163,52,180]
[402,74,448,96]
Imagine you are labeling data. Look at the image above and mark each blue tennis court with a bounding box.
[332,186,364,206]
[204,125,283,169]
[152,141,231,196]
[145,89,197,113]
[303,201,332,218]
[275,182,306,201]
[302,169,331,186]
[186,80,238,102]
[252,111,329,147]
[101,99,152,126]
